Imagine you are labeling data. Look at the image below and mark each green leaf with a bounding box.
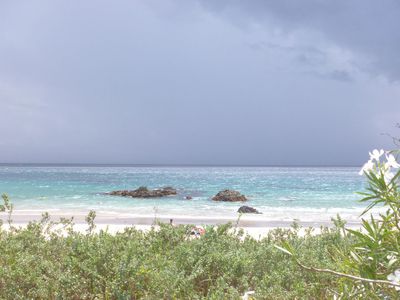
[274,244,293,256]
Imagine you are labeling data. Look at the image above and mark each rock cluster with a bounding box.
[212,190,247,202]
[107,186,177,198]
[237,205,261,214]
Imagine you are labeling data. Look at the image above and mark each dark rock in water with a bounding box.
[238,205,261,214]
[185,196,193,200]
[107,186,177,198]
[212,190,247,202]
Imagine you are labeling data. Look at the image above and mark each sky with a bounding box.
[0,0,399,166]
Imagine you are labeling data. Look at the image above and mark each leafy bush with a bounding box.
[277,149,400,299]
[0,194,350,299]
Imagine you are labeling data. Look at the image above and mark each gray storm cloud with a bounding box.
[0,0,399,165]
[197,0,400,81]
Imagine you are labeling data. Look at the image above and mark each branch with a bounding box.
[295,259,400,288]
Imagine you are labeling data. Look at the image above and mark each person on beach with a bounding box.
[190,226,205,238]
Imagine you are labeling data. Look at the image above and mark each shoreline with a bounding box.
[2,210,362,228]
[1,217,362,240]
[3,210,363,227]
[1,209,365,239]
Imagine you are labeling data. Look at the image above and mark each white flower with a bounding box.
[384,171,395,185]
[359,159,374,175]
[385,154,400,169]
[242,291,255,300]
[387,269,400,290]
[369,149,384,161]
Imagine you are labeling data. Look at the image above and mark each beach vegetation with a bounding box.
[277,149,400,299]
[0,195,351,299]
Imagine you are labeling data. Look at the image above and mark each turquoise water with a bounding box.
[0,165,366,220]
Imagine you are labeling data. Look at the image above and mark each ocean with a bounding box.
[0,165,368,223]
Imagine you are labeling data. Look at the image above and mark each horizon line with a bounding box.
[0,162,361,168]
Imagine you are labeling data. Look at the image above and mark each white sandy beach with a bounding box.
[1,209,364,239]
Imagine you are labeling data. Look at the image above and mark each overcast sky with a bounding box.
[0,0,399,165]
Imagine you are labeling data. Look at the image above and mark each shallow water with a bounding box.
[0,165,367,221]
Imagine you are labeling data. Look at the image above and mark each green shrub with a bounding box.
[277,149,400,299]
[0,195,349,299]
